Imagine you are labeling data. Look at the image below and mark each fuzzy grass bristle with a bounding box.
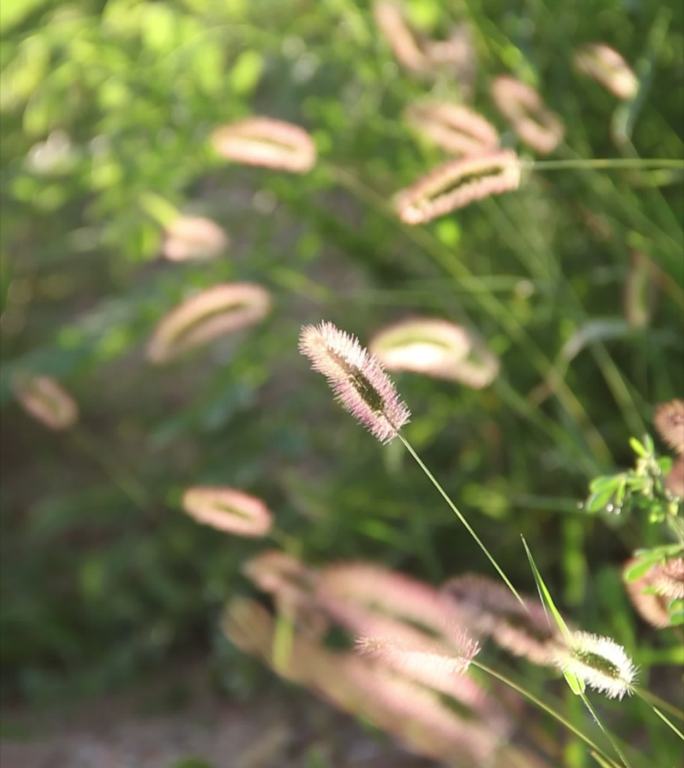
[554,631,637,700]
[13,375,79,430]
[491,75,564,154]
[162,216,228,262]
[182,486,273,537]
[574,43,638,100]
[653,399,684,455]
[147,283,271,363]
[394,150,521,224]
[211,117,316,173]
[299,321,410,443]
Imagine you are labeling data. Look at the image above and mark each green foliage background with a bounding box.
[1,0,682,761]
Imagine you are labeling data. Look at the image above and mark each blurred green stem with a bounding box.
[397,433,524,607]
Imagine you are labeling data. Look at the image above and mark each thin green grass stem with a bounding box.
[649,704,684,741]
[579,692,633,768]
[398,434,524,607]
[524,158,684,171]
[472,660,614,763]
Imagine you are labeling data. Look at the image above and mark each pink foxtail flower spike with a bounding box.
[299,321,410,443]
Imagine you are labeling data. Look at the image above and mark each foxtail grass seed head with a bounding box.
[405,101,499,157]
[653,399,684,455]
[651,558,684,600]
[554,631,637,699]
[222,597,275,658]
[182,486,272,537]
[624,562,672,629]
[162,216,228,262]
[299,321,410,443]
[370,318,500,388]
[665,456,684,498]
[372,1,429,73]
[491,76,564,155]
[13,375,78,430]
[574,44,638,100]
[211,117,316,173]
[356,632,479,681]
[242,550,326,637]
[442,574,558,665]
[334,656,498,765]
[422,23,477,92]
[623,251,657,330]
[395,150,521,225]
[147,282,271,364]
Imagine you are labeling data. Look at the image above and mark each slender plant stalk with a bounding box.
[472,660,616,764]
[397,434,525,607]
[524,158,684,171]
[580,691,633,768]
[649,705,684,741]
[634,686,684,721]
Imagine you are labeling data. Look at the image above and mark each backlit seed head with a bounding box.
[372,1,429,73]
[574,44,638,100]
[665,456,684,498]
[13,375,78,430]
[554,631,637,699]
[356,630,479,681]
[147,282,271,364]
[654,399,684,455]
[370,317,500,388]
[651,558,684,600]
[242,550,327,637]
[299,321,410,443]
[211,117,316,173]
[442,574,558,665]
[395,150,521,225]
[405,101,500,157]
[162,216,228,262]
[182,486,272,537]
[491,76,565,155]
[623,557,683,629]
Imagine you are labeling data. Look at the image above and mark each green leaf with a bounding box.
[521,536,585,695]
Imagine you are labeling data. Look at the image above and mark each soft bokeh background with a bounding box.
[1,0,682,765]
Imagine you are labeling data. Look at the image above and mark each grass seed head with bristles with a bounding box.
[405,101,500,157]
[394,149,521,225]
[13,375,79,430]
[370,317,500,388]
[211,117,316,173]
[422,23,477,92]
[147,282,271,364]
[370,317,471,374]
[491,76,565,155]
[574,43,638,100]
[665,456,684,498]
[651,558,684,600]
[299,322,410,444]
[182,486,273,537]
[316,563,467,648]
[372,1,429,74]
[356,632,479,683]
[162,216,228,262]
[242,550,327,638]
[337,655,500,765]
[653,399,684,455]
[442,574,559,665]
[553,631,637,700]
[624,557,683,628]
